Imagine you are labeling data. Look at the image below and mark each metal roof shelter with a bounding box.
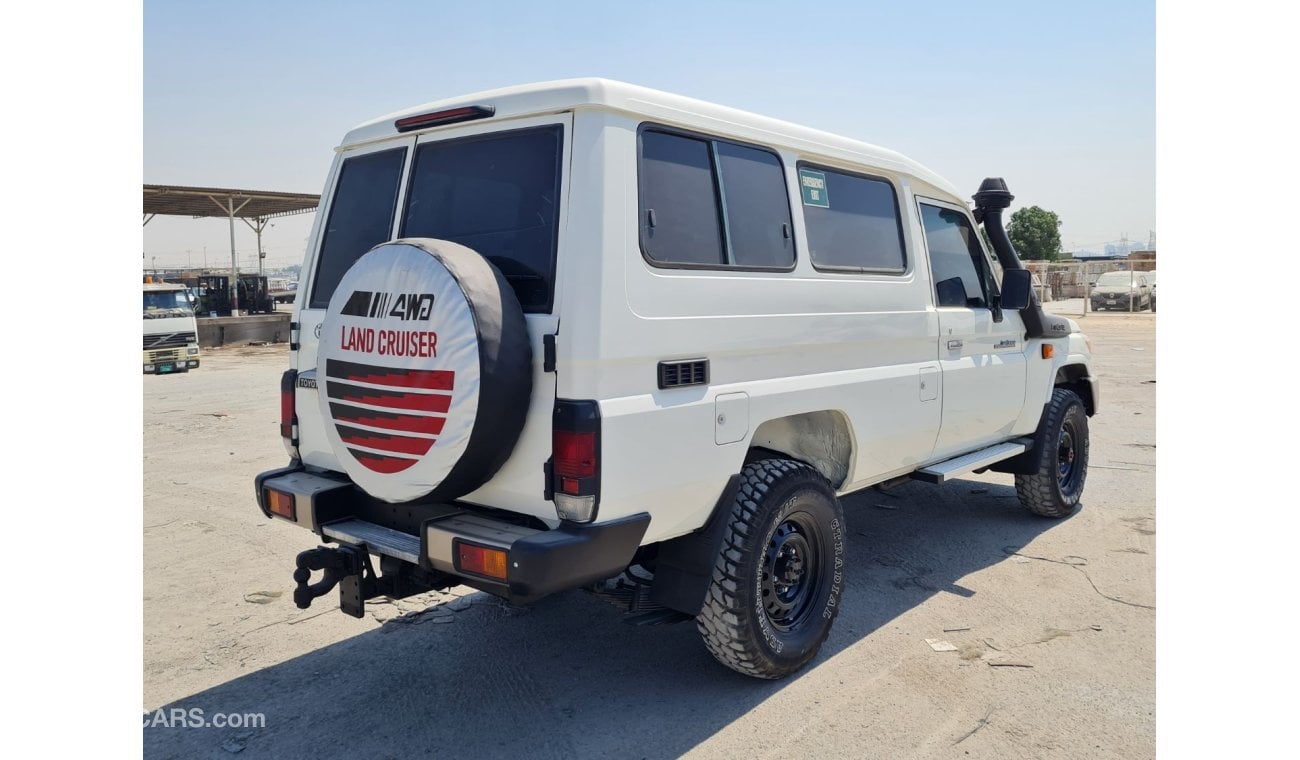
[143,184,320,313]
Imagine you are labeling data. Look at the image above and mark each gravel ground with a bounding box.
[144,313,1155,759]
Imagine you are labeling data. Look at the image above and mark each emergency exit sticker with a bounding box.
[799,168,830,208]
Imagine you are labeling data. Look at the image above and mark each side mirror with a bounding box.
[1000,268,1032,310]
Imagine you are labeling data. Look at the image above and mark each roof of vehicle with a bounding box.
[143,282,188,291]
[342,78,961,200]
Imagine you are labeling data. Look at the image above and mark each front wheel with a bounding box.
[696,459,845,679]
[1016,388,1090,518]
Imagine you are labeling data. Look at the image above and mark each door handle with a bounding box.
[947,339,963,350]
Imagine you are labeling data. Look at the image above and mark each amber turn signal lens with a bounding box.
[457,542,508,581]
[1041,344,1055,359]
[265,488,295,521]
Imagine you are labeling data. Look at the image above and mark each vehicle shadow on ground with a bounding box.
[144,479,1067,760]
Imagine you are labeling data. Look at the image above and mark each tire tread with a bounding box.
[696,459,839,679]
[1015,388,1089,518]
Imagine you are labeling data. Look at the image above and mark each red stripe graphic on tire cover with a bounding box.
[325,381,452,413]
[325,359,454,390]
[328,403,447,435]
[335,424,436,457]
[346,448,418,474]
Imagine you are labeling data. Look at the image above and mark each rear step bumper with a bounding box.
[256,466,650,605]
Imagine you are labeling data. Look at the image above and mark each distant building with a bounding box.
[1104,240,1146,257]
[1127,250,1156,271]
[1071,250,1125,261]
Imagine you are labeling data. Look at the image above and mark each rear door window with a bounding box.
[400,125,564,313]
[309,147,407,309]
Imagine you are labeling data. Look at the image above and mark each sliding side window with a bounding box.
[639,128,794,270]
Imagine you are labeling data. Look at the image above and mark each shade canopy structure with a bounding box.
[143,184,320,313]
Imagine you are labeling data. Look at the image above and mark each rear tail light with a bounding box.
[455,541,508,581]
[553,431,595,479]
[264,488,296,521]
[280,369,299,459]
[550,400,600,523]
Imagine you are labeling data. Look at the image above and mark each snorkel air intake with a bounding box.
[973,178,1071,339]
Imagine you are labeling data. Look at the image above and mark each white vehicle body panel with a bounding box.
[287,79,1094,545]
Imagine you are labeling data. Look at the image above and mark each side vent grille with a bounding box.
[658,359,709,389]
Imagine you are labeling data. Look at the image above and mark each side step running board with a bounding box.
[911,439,1031,484]
[322,519,421,564]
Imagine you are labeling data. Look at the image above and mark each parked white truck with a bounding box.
[143,280,200,374]
[255,80,1098,679]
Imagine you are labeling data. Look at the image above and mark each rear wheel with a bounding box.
[696,459,845,679]
[1016,388,1089,518]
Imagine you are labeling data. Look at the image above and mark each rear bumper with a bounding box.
[255,465,650,604]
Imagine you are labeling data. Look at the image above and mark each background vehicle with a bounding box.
[182,273,275,315]
[267,276,297,305]
[143,280,200,374]
[255,79,1098,679]
[1146,270,1157,311]
[1090,270,1151,311]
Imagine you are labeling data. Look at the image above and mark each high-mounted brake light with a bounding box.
[394,105,494,132]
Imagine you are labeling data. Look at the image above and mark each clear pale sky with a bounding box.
[144,0,1154,270]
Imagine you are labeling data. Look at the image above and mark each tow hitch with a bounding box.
[293,545,373,618]
[293,543,453,618]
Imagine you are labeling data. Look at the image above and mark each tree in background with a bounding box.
[1008,206,1063,261]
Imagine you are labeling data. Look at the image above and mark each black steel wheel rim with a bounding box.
[1057,420,1081,492]
[760,510,825,632]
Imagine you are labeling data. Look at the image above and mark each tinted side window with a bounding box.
[801,165,906,272]
[920,203,989,308]
[402,126,563,312]
[639,131,725,266]
[310,148,406,309]
[716,142,794,268]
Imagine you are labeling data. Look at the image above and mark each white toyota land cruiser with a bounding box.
[255,79,1098,679]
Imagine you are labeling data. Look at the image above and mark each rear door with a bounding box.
[917,199,1028,457]
[399,115,570,508]
[294,115,571,512]
[296,138,416,470]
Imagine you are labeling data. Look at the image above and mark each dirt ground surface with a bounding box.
[143,313,1156,759]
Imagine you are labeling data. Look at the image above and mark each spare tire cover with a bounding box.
[317,238,532,503]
